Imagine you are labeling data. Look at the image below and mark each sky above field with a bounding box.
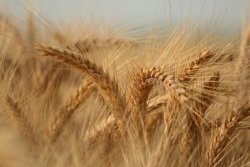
[0,0,249,32]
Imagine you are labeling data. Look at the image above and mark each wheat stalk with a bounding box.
[238,26,250,102]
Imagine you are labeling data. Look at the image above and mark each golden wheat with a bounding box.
[0,9,249,167]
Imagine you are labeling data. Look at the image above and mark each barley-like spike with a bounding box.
[178,50,215,82]
[37,45,127,123]
[6,95,33,139]
[204,101,250,166]
[46,81,95,142]
[129,66,186,119]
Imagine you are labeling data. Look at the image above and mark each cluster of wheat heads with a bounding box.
[0,13,250,167]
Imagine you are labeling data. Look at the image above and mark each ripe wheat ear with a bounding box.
[37,45,127,125]
[204,101,250,167]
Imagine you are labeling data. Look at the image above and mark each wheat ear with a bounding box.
[37,45,126,123]
[129,66,186,119]
[178,50,215,82]
[204,101,250,166]
[6,95,33,140]
[45,81,95,142]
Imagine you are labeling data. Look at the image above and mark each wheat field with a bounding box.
[0,5,250,167]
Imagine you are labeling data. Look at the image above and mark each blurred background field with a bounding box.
[1,0,249,35]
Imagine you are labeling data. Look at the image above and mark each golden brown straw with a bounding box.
[238,26,250,102]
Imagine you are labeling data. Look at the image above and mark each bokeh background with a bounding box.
[1,0,249,34]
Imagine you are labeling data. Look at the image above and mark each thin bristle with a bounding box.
[238,26,250,101]
[68,38,137,54]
